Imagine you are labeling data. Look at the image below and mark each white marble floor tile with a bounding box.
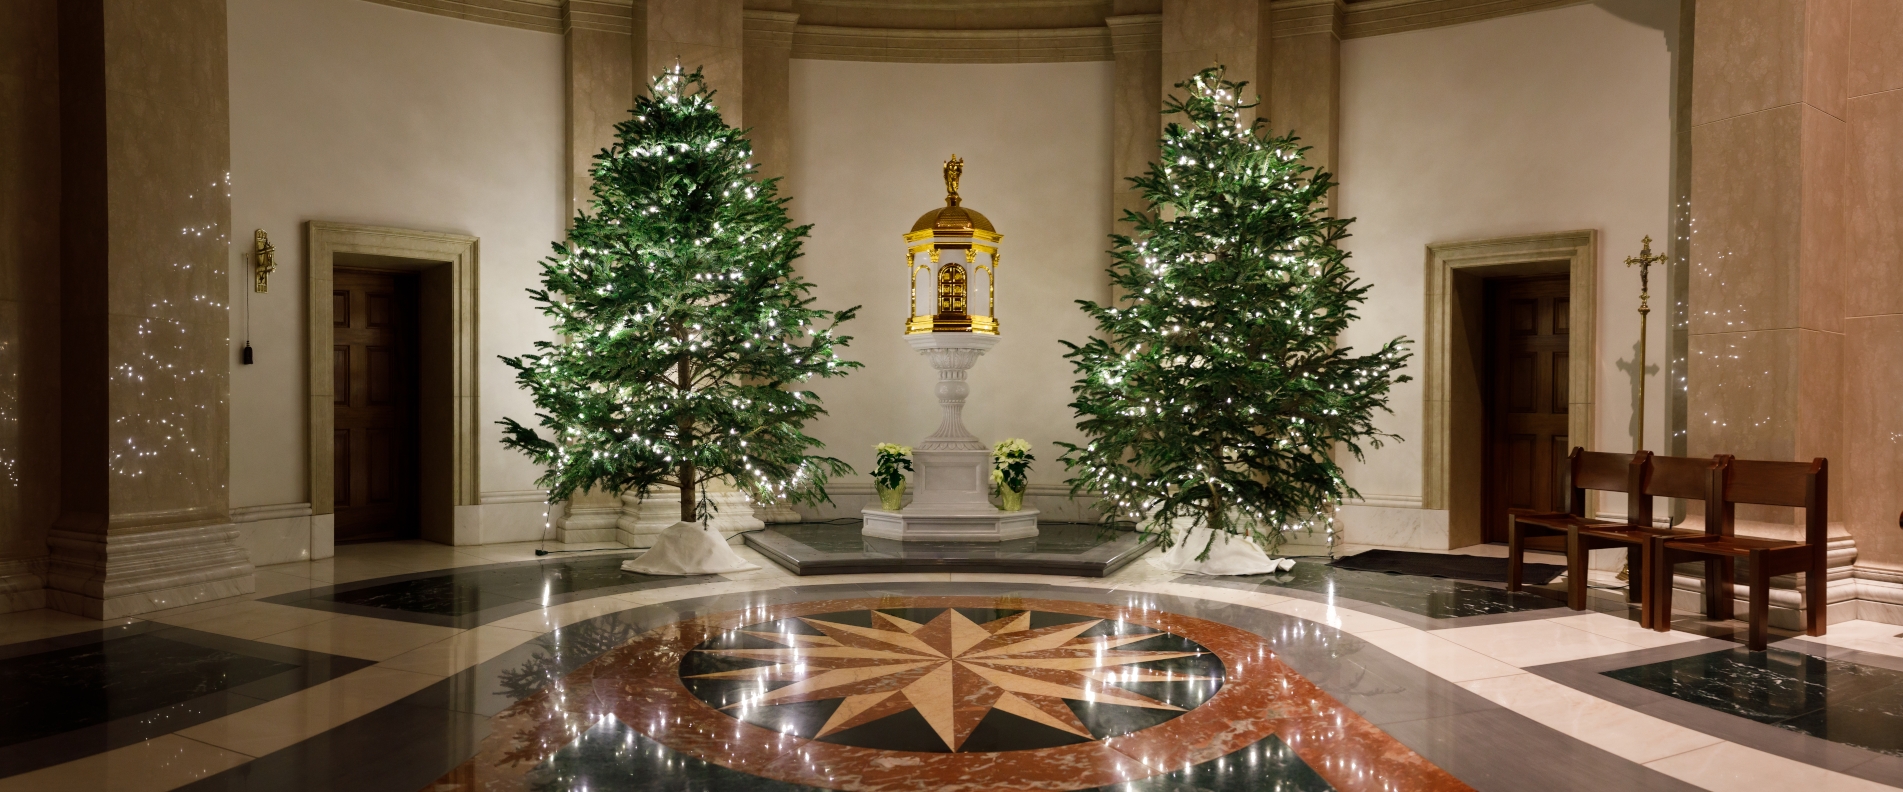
[0,734,251,792]
[1550,612,1703,649]
[1459,673,1722,764]
[1433,617,1649,668]
[1264,597,1409,635]
[255,613,461,661]
[176,666,440,759]
[1644,740,1898,791]
[1352,628,1525,683]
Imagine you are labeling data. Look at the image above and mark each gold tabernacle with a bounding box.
[903,155,1003,335]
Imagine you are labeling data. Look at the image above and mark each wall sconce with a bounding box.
[254,229,276,292]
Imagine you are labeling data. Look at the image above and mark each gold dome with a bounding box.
[910,204,995,235]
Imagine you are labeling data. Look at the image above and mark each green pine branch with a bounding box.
[500,67,861,523]
[1058,67,1412,558]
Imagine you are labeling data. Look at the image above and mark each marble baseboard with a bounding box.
[555,501,621,545]
[1335,503,1451,550]
[311,513,335,559]
[44,524,255,619]
[480,501,557,544]
[0,557,47,614]
[616,491,761,548]
[231,504,314,566]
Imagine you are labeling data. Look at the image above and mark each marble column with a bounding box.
[1262,0,1344,182]
[743,9,798,187]
[1687,0,1847,485]
[1107,13,1161,237]
[643,0,744,127]
[0,0,61,613]
[1842,0,1903,595]
[1160,0,1261,122]
[50,0,254,619]
[563,1,638,219]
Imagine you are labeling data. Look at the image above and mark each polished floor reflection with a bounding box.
[1217,561,1565,620]
[3,539,1903,791]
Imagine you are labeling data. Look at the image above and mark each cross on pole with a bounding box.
[1625,236,1665,453]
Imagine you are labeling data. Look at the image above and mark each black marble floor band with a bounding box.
[0,621,373,779]
[262,553,718,628]
[743,522,1155,576]
[1178,562,1583,631]
[174,581,1699,792]
[1532,636,1903,788]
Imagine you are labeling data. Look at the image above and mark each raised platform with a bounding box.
[743,521,1155,577]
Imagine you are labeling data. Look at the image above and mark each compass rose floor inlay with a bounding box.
[435,596,1469,791]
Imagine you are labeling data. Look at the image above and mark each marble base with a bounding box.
[862,506,1040,542]
[231,503,314,566]
[1336,502,1450,550]
[745,522,1153,577]
[310,512,335,559]
[0,558,46,614]
[618,490,762,548]
[44,523,256,619]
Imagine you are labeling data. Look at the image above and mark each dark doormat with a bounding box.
[1330,549,1566,585]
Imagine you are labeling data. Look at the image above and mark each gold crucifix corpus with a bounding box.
[1625,235,1666,453]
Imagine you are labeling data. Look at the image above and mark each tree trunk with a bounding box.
[679,460,697,523]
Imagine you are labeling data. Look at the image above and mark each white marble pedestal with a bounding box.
[864,333,1037,542]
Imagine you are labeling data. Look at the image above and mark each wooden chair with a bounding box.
[1652,457,1828,650]
[1507,449,1648,617]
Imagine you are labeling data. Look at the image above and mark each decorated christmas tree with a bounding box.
[500,67,860,528]
[1058,67,1410,558]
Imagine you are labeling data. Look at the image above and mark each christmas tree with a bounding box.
[500,67,860,525]
[1058,68,1410,557]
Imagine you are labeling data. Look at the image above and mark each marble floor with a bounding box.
[2,537,1902,791]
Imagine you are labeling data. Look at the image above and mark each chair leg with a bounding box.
[1748,551,1771,651]
[1806,555,1828,638]
[1652,544,1675,633]
[1506,517,1523,592]
[1711,557,1735,621]
[1637,539,1655,629]
[1625,545,1643,604]
[1566,529,1587,611]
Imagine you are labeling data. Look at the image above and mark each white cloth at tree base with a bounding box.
[1147,523,1297,575]
[621,521,760,575]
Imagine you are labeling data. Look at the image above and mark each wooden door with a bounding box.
[333,269,420,543]
[1483,275,1571,544]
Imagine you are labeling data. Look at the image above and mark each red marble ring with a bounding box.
[435,595,1470,792]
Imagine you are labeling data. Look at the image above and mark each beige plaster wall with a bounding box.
[788,59,1114,495]
[226,0,564,535]
[1332,1,1677,541]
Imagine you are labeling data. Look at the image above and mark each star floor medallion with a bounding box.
[681,606,1223,752]
[439,595,1473,792]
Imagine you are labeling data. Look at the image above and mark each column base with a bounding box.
[617,490,763,548]
[45,523,255,619]
[863,506,1039,542]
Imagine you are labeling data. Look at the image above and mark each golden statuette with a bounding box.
[254,229,277,293]
[943,155,963,206]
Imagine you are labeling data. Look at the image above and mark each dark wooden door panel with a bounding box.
[333,268,420,544]
[1484,274,1571,543]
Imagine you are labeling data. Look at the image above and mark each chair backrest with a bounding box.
[1566,448,1649,520]
[1644,454,1729,533]
[1711,456,1828,545]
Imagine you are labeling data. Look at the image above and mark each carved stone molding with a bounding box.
[792,24,1112,62]
[45,524,256,619]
